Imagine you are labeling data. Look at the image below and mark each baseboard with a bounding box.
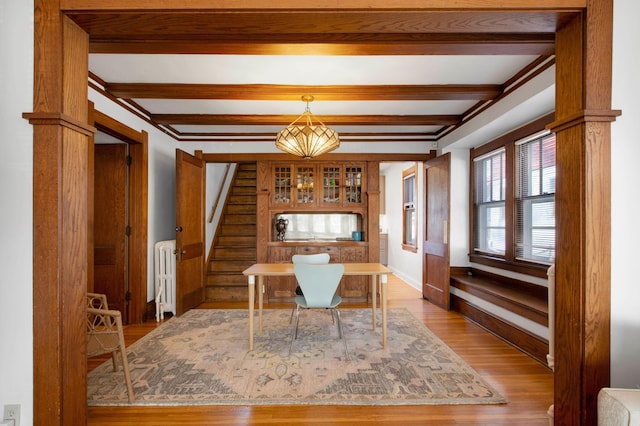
[386,265,421,292]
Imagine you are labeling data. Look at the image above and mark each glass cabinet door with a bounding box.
[295,166,315,205]
[322,166,341,206]
[345,165,364,205]
[273,165,292,205]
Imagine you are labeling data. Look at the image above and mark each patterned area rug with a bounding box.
[88,308,506,406]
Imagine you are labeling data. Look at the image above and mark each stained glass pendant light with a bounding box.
[275,95,340,159]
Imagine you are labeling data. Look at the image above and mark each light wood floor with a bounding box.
[88,276,553,425]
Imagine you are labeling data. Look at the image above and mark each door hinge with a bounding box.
[126,155,132,166]
[173,248,186,262]
[125,291,131,302]
[125,225,131,236]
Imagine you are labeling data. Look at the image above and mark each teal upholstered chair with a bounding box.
[289,262,348,360]
[289,253,331,323]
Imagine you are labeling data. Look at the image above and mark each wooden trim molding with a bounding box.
[22,112,96,136]
[547,109,621,133]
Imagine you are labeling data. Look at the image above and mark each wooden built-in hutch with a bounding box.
[256,159,381,303]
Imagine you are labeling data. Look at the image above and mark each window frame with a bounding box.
[473,148,507,256]
[469,114,555,278]
[402,164,418,252]
[514,132,556,264]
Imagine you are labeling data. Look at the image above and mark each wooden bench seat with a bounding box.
[450,267,549,365]
[450,270,548,326]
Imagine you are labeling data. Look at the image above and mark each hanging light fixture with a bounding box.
[275,95,340,159]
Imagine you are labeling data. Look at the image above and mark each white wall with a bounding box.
[0,0,33,424]
[382,162,423,290]
[442,149,471,267]
[205,163,235,258]
[610,0,640,389]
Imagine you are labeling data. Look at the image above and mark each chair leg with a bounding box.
[294,305,301,340]
[289,305,301,357]
[111,353,119,372]
[114,326,135,402]
[289,303,296,324]
[119,348,135,403]
[334,308,350,361]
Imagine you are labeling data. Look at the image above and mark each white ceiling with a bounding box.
[85,10,558,151]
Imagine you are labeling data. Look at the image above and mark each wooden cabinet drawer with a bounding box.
[296,245,340,262]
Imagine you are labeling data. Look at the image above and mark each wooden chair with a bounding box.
[87,292,135,402]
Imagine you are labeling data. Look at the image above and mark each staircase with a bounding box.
[205,163,257,301]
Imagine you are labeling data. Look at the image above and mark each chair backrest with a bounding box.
[87,292,109,310]
[294,263,344,308]
[292,253,330,265]
[86,293,123,357]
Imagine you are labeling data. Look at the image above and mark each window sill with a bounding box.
[402,243,418,253]
[468,253,550,278]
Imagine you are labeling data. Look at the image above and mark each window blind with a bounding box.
[515,134,556,263]
[474,148,506,254]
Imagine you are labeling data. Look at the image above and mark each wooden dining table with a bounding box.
[242,262,392,350]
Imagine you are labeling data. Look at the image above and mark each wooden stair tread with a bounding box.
[205,162,258,301]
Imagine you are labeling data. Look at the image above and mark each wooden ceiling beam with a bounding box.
[91,40,554,55]
[67,10,574,36]
[198,152,434,163]
[178,131,434,137]
[106,83,503,101]
[61,0,584,10]
[152,114,461,126]
[88,33,555,55]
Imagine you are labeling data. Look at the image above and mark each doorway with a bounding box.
[90,104,149,324]
[93,142,129,320]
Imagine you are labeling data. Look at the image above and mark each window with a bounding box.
[515,133,556,263]
[402,165,417,251]
[474,149,506,255]
[470,115,555,275]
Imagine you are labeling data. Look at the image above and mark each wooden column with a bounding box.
[551,1,619,424]
[24,3,92,425]
[366,161,380,263]
[256,161,270,263]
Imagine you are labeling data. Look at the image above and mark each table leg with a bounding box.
[248,275,255,350]
[371,274,377,330]
[258,276,264,332]
[381,274,388,349]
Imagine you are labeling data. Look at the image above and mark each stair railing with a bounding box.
[209,164,231,223]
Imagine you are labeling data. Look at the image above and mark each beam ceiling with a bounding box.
[76,5,564,143]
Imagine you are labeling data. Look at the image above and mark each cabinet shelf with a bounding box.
[270,162,365,209]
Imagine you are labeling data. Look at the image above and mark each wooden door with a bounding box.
[175,149,205,315]
[94,144,128,320]
[423,153,451,309]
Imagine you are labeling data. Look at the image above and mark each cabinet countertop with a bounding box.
[268,240,368,246]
